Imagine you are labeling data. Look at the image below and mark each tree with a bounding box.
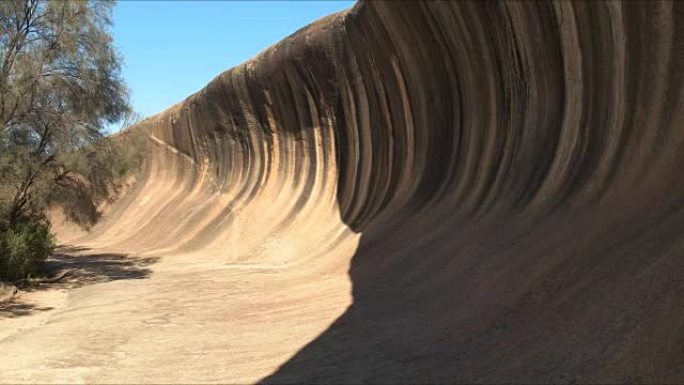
[0,0,132,223]
[0,0,143,280]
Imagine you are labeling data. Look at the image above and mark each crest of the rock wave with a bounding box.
[4,1,684,383]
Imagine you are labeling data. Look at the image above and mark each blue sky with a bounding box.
[113,1,354,120]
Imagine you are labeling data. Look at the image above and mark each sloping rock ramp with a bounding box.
[3,1,684,383]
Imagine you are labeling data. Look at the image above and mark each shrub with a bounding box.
[0,208,55,282]
[49,127,148,228]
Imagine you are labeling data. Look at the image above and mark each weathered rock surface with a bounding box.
[3,1,684,383]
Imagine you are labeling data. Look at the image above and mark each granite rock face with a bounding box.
[83,2,684,382]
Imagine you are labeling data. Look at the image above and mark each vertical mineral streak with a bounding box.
[70,1,684,382]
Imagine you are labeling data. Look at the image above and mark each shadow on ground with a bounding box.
[43,248,158,289]
[0,302,54,318]
[0,246,159,318]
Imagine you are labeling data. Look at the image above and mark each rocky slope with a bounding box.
[7,1,684,383]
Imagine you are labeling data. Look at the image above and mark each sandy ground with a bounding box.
[0,288,69,343]
[0,241,358,383]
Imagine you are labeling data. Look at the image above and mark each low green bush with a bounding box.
[0,208,55,282]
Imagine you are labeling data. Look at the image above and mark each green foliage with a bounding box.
[0,205,54,282]
[0,0,142,281]
[107,129,148,179]
[50,125,147,228]
[0,0,142,229]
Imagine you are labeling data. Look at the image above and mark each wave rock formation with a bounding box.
[25,1,684,383]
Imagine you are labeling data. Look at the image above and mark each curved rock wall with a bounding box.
[71,1,684,382]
